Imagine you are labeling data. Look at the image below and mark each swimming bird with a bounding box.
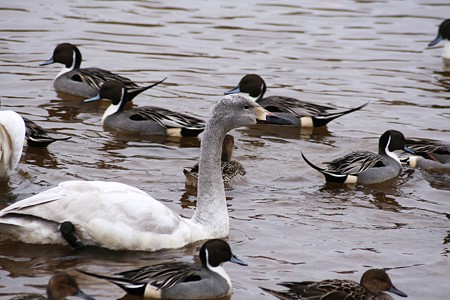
[23,117,71,147]
[302,130,414,185]
[0,95,290,251]
[402,138,450,169]
[184,134,246,189]
[40,43,166,98]
[11,272,95,300]
[428,19,450,66]
[78,239,246,299]
[260,268,407,300]
[224,74,369,127]
[0,110,25,178]
[84,80,206,137]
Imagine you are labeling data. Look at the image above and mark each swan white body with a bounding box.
[0,181,204,250]
[0,110,25,177]
[0,95,278,251]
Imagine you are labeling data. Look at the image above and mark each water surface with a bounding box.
[0,0,449,299]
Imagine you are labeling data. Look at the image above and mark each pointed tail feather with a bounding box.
[127,77,168,102]
[313,101,369,127]
[77,268,147,296]
[301,152,347,183]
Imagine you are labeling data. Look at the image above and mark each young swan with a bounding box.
[0,95,289,251]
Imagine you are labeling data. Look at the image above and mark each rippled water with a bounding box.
[0,0,449,299]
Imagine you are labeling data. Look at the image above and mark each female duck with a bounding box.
[302,130,414,185]
[0,95,288,251]
[225,74,369,127]
[23,117,71,147]
[403,138,450,169]
[0,110,25,178]
[12,273,94,300]
[79,239,246,299]
[428,19,450,66]
[261,269,407,300]
[184,134,246,189]
[40,43,165,98]
[84,80,206,137]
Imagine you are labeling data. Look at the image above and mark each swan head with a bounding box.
[211,95,291,132]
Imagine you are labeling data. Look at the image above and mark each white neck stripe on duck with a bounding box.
[101,86,126,125]
[443,40,450,59]
[55,50,77,80]
[205,249,232,288]
[385,135,401,164]
[233,91,258,102]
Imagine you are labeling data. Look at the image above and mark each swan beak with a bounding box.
[428,34,443,47]
[40,58,54,66]
[84,94,101,103]
[229,254,248,266]
[224,86,240,95]
[388,284,408,298]
[253,107,292,125]
[403,145,414,154]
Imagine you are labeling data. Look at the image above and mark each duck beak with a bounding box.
[229,254,248,266]
[224,86,240,95]
[403,145,414,154]
[75,289,96,300]
[388,284,408,298]
[253,107,292,125]
[40,58,54,66]
[84,94,101,103]
[428,34,443,47]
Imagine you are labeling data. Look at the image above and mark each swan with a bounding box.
[0,110,25,178]
[0,95,289,251]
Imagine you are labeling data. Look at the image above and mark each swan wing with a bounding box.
[0,111,25,177]
[0,181,186,250]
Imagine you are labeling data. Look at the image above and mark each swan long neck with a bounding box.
[192,117,229,235]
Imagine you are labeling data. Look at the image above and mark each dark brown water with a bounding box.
[1,0,449,299]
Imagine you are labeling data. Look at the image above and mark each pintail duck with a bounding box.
[224,74,369,127]
[0,110,25,178]
[40,43,166,98]
[79,239,246,299]
[428,19,450,66]
[302,130,414,185]
[261,268,407,300]
[84,80,206,137]
[0,95,290,251]
[184,134,246,189]
[23,117,71,147]
[402,138,450,169]
[11,272,95,300]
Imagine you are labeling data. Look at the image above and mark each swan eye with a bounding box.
[243,105,250,109]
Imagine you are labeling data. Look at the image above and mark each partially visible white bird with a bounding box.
[0,110,25,178]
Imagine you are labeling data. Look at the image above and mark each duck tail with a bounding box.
[312,101,369,127]
[127,77,168,102]
[77,269,147,296]
[301,152,348,183]
[27,136,71,147]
